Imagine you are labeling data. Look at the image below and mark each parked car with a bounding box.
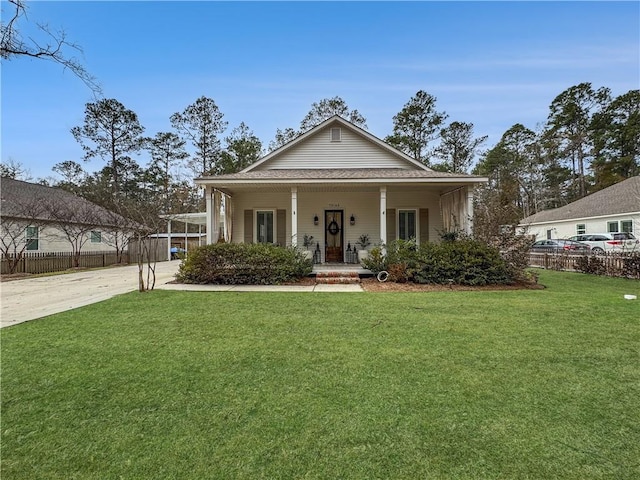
[530,239,591,254]
[567,232,638,254]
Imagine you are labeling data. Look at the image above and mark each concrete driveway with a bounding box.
[0,260,181,328]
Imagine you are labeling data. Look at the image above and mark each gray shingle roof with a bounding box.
[198,168,481,181]
[521,176,640,224]
[1,177,129,226]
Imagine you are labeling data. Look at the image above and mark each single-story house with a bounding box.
[519,176,640,240]
[195,115,488,263]
[1,177,131,255]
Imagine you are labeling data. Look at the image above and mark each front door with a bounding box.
[325,210,343,263]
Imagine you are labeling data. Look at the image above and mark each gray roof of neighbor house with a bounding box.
[521,176,640,224]
[1,177,131,226]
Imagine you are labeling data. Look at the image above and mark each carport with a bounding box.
[160,212,208,260]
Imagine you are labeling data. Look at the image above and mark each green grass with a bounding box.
[2,270,639,479]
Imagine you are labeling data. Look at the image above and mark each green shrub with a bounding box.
[414,239,511,285]
[360,246,387,273]
[622,253,640,279]
[574,255,607,276]
[387,262,410,283]
[362,238,514,286]
[176,243,312,285]
[575,252,640,279]
[361,239,420,275]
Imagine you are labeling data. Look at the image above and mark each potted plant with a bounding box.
[356,233,371,262]
[302,234,314,260]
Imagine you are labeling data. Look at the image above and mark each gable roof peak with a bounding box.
[240,115,431,173]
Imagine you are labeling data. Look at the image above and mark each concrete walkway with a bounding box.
[0,261,362,328]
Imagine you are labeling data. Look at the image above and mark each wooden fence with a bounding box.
[2,239,169,275]
[128,238,168,264]
[529,252,640,279]
[1,250,130,275]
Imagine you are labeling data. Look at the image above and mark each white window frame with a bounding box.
[621,220,633,233]
[576,224,586,235]
[397,208,418,242]
[254,209,276,244]
[90,230,102,243]
[330,127,342,142]
[26,225,39,251]
[607,221,619,233]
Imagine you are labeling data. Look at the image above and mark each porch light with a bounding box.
[350,214,355,225]
[313,214,319,225]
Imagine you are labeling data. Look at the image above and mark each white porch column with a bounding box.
[167,219,172,260]
[184,220,188,253]
[198,225,202,246]
[291,186,298,247]
[466,186,474,235]
[380,186,387,254]
[212,190,221,243]
[205,186,213,244]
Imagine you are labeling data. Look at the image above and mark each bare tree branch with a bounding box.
[1,0,102,95]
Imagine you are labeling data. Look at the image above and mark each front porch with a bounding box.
[202,182,476,264]
[194,115,487,263]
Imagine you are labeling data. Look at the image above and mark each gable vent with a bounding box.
[330,127,342,142]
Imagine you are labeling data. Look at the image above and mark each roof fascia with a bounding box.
[196,176,487,186]
[520,211,640,226]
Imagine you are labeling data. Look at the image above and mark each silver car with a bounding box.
[568,233,638,254]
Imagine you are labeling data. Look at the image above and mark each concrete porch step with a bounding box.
[314,271,361,284]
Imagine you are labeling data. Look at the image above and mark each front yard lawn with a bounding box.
[2,270,639,479]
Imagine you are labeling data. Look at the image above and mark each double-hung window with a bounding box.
[398,210,417,241]
[621,220,633,233]
[256,210,274,244]
[91,231,102,243]
[607,221,619,233]
[576,224,586,235]
[26,226,39,251]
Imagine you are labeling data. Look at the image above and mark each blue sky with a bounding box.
[2,1,639,181]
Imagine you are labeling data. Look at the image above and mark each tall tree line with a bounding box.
[4,3,637,238]
[3,85,636,233]
[473,84,639,233]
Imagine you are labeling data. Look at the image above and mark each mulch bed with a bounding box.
[359,277,544,292]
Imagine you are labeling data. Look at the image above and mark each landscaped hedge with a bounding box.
[362,238,514,286]
[176,243,312,285]
[574,252,640,279]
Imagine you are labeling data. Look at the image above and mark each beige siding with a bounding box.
[232,192,292,244]
[254,125,416,171]
[230,188,444,249]
[12,224,120,253]
[387,189,444,243]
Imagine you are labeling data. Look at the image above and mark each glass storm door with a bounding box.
[325,210,343,263]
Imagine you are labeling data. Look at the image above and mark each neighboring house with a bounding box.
[1,177,131,255]
[519,176,640,240]
[195,116,488,263]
